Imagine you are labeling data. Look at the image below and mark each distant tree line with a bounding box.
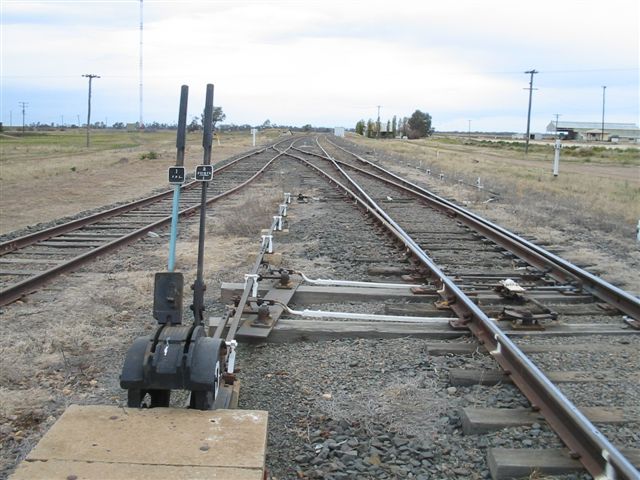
[355,110,433,139]
[8,107,338,134]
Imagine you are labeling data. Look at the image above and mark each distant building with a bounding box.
[334,127,345,137]
[546,121,640,142]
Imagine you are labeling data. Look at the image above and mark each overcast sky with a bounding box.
[1,0,638,132]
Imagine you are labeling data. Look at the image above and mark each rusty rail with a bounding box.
[318,137,640,321]
[212,146,292,342]
[0,144,289,306]
[289,138,639,480]
[0,147,269,256]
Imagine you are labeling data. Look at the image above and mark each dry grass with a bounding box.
[346,134,640,226]
[217,189,284,236]
[0,181,276,476]
[341,134,640,293]
[317,374,448,439]
[0,129,284,234]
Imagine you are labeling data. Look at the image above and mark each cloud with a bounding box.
[1,0,638,129]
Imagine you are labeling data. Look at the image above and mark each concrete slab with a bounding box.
[12,405,267,479]
[12,460,262,480]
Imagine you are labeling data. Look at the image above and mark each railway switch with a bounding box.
[120,84,228,410]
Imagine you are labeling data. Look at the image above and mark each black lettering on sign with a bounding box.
[195,165,213,181]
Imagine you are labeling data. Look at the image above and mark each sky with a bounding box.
[1,0,638,132]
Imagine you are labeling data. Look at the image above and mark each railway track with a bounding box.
[259,135,640,479]
[3,133,638,479]
[0,138,295,306]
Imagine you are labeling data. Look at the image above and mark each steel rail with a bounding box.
[292,139,638,480]
[0,146,269,256]
[212,145,292,343]
[0,145,288,306]
[320,137,640,321]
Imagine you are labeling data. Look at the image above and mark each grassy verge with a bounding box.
[345,134,640,227]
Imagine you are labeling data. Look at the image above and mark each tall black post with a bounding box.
[176,85,188,166]
[191,83,214,325]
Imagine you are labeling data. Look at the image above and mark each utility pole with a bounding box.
[18,101,28,132]
[9,110,12,128]
[82,74,100,147]
[553,113,561,137]
[468,120,471,139]
[601,86,607,142]
[61,115,64,127]
[524,69,538,154]
[376,105,382,139]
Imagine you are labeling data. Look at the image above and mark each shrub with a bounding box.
[140,151,158,160]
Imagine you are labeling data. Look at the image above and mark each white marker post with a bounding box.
[553,139,561,177]
[251,128,257,147]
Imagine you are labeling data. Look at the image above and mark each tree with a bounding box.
[406,110,433,139]
[355,120,365,135]
[392,116,397,137]
[262,119,271,128]
[188,116,201,132]
[366,119,375,138]
[200,106,226,131]
[302,124,312,132]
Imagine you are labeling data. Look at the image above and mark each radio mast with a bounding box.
[139,0,144,128]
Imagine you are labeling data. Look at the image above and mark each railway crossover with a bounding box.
[271,135,639,479]
[5,128,639,479]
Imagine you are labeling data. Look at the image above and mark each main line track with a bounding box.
[279,135,640,479]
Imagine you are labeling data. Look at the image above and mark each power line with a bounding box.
[523,69,538,154]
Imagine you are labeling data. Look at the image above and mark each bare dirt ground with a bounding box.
[0,130,282,234]
[0,172,285,477]
[0,133,638,478]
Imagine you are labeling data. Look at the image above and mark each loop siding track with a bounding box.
[281,136,640,480]
[0,139,294,306]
